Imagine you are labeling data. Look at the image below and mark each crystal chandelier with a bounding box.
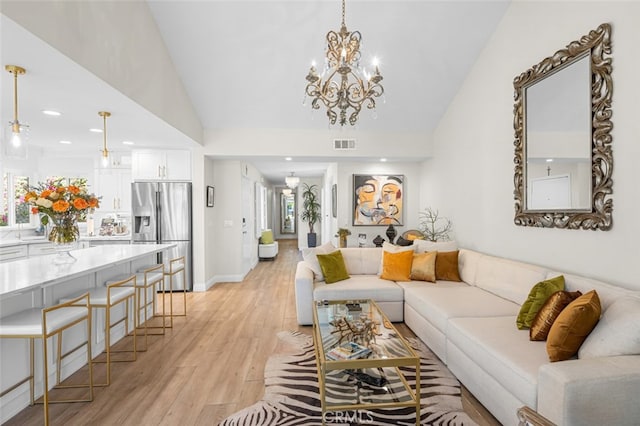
[285,172,300,189]
[304,0,384,126]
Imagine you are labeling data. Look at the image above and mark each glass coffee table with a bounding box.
[312,299,421,425]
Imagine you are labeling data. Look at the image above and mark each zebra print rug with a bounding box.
[219,331,477,426]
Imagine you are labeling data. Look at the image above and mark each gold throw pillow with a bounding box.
[546,290,601,362]
[410,251,437,282]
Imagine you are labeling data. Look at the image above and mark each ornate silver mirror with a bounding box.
[513,23,613,230]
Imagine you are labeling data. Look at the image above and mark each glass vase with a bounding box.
[48,216,80,264]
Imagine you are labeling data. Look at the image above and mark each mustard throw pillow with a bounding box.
[410,251,437,282]
[380,250,414,282]
[530,290,582,341]
[435,251,461,281]
[316,250,350,284]
[516,275,565,330]
[546,290,601,362]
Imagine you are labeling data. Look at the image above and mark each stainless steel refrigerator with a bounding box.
[131,182,192,291]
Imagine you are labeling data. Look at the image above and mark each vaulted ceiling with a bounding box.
[1,1,510,180]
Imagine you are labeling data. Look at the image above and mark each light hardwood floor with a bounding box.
[5,239,497,425]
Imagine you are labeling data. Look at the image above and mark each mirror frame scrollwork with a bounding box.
[513,23,613,230]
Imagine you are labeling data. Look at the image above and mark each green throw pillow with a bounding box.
[316,250,350,284]
[517,275,565,329]
[260,229,274,244]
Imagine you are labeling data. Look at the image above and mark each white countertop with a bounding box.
[0,243,175,297]
[0,234,131,247]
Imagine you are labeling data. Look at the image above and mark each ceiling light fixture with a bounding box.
[5,65,28,147]
[42,110,61,116]
[59,140,72,145]
[304,0,384,126]
[122,140,134,145]
[89,128,103,133]
[285,157,292,161]
[98,111,111,167]
[282,188,292,196]
[285,172,300,189]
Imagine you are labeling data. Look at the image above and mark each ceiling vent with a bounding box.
[333,139,356,150]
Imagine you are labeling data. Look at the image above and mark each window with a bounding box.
[1,173,30,226]
[0,175,90,226]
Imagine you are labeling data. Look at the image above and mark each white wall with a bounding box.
[424,1,640,290]
[337,162,424,248]
[1,0,202,144]
[205,127,432,160]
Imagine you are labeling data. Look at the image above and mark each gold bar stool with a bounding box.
[0,293,94,426]
[107,264,166,351]
[164,256,187,328]
[85,275,137,387]
[138,256,186,329]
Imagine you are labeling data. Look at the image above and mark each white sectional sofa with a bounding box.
[294,245,640,426]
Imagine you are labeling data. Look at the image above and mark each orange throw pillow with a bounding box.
[546,290,601,362]
[380,250,414,282]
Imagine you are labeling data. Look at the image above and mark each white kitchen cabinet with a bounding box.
[95,169,132,213]
[0,245,28,263]
[132,149,191,181]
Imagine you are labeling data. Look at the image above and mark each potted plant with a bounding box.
[418,207,453,242]
[301,183,321,247]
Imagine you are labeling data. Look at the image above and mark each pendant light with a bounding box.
[98,111,111,167]
[5,65,28,147]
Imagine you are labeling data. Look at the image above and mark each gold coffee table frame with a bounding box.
[312,299,421,425]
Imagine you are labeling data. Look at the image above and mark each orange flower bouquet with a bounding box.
[24,179,100,245]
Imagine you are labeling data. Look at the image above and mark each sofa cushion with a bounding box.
[313,275,404,302]
[410,251,437,282]
[547,290,601,362]
[435,251,462,282]
[448,316,548,408]
[301,242,336,281]
[317,250,350,284]
[475,255,549,305]
[341,247,383,275]
[458,249,483,286]
[380,250,413,282]
[578,296,640,359]
[517,275,565,330]
[413,239,458,253]
[530,290,582,341]
[403,284,520,335]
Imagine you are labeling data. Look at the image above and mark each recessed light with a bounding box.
[380,158,387,162]
[122,141,134,145]
[546,158,554,162]
[42,110,61,116]
[59,140,72,145]
[89,128,103,133]
[285,157,292,161]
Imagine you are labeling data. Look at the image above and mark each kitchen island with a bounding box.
[0,243,175,423]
